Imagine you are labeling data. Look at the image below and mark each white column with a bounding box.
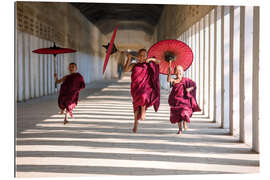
[213,8,217,122]
[208,13,211,119]
[193,25,196,82]
[33,36,39,98]
[15,30,18,101]
[17,31,24,101]
[252,6,259,153]
[23,33,28,100]
[196,22,201,106]
[203,17,206,115]
[43,40,47,96]
[221,6,225,128]
[229,6,234,135]
[191,26,193,80]
[239,6,245,142]
[188,26,193,79]
[28,34,33,99]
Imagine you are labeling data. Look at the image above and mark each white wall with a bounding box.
[16,31,115,102]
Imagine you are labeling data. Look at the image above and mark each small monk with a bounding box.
[124,48,160,133]
[54,62,85,124]
[167,63,201,134]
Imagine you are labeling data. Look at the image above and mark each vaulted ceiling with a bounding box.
[71,3,164,35]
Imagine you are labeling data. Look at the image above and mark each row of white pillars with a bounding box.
[16,31,115,102]
[179,6,259,152]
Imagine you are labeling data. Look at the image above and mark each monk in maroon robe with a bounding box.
[124,49,160,133]
[54,63,85,124]
[167,63,200,134]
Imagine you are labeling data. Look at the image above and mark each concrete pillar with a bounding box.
[221,6,225,128]
[28,34,33,99]
[43,40,47,96]
[22,33,27,101]
[208,13,211,119]
[229,6,234,135]
[252,6,259,153]
[38,39,42,97]
[15,31,18,101]
[29,35,34,98]
[239,6,245,142]
[199,18,204,114]
[17,32,23,101]
[46,41,50,96]
[184,31,188,77]
[198,21,200,110]
[193,24,196,82]
[33,36,38,97]
[213,8,217,122]
[190,27,193,80]
[196,22,201,106]
[191,27,194,80]
[203,16,206,115]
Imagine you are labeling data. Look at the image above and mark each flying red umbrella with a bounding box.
[147,39,193,75]
[32,42,77,88]
[102,24,119,74]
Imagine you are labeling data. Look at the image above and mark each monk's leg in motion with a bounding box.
[64,110,69,124]
[141,105,146,120]
[177,121,183,134]
[133,110,139,133]
[60,109,64,114]
[183,121,188,130]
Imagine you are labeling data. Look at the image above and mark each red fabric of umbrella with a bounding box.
[32,42,76,55]
[103,24,119,74]
[147,39,193,75]
[32,42,77,88]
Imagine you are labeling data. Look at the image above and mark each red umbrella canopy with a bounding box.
[103,24,119,74]
[147,39,193,75]
[32,42,76,56]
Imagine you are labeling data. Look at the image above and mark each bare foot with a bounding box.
[132,126,137,133]
[64,119,69,125]
[177,130,182,134]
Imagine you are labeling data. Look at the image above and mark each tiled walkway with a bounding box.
[16,75,259,177]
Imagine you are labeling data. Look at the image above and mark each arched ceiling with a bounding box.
[71,3,164,35]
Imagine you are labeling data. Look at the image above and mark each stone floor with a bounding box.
[16,75,259,178]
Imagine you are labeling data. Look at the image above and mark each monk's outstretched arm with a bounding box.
[124,54,135,72]
[146,57,160,64]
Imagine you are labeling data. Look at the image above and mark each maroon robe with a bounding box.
[131,62,160,120]
[58,72,85,117]
[168,77,200,123]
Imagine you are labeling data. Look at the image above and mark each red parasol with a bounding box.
[102,24,119,74]
[32,43,76,55]
[32,42,77,88]
[147,39,193,75]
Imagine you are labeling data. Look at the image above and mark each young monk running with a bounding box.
[54,62,85,124]
[167,62,200,134]
[124,49,160,133]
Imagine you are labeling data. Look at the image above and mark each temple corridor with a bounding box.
[15,2,261,178]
